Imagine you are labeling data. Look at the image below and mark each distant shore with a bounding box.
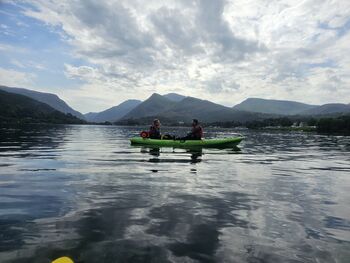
[1,115,349,136]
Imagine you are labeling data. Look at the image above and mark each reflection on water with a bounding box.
[139,147,204,165]
[0,125,350,263]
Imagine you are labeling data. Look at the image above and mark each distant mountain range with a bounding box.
[85,99,141,122]
[300,103,350,115]
[0,85,85,119]
[0,89,85,124]
[123,94,177,120]
[234,98,350,116]
[84,93,186,122]
[120,94,350,124]
[122,94,270,123]
[1,85,349,125]
[233,98,317,115]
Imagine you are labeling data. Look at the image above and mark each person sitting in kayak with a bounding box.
[178,119,203,140]
[147,119,174,140]
[149,119,161,139]
[188,119,203,140]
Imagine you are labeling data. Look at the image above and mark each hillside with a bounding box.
[0,90,85,124]
[119,94,272,124]
[163,93,186,102]
[84,112,99,121]
[85,99,141,122]
[161,97,270,123]
[0,85,85,119]
[300,103,350,115]
[122,93,176,119]
[233,98,317,115]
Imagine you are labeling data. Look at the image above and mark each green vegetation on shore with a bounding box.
[116,115,350,135]
[316,116,350,134]
[244,116,350,134]
[0,90,86,125]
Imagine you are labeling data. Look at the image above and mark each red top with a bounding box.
[191,125,203,139]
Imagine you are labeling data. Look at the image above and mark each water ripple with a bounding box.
[0,125,349,262]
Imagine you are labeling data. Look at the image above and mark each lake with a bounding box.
[0,125,349,263]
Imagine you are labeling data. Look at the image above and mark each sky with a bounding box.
[0,0,349,113]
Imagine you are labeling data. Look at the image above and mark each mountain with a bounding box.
[163,93,186,102]
[84,99,141,122]
[161,97,268,123]
[0,85,85,119]
[122,93,176,119]
[0,89,85,124]
[233,98,317,115]
[300,103,350,115]
[120,94,271,123]
[84,112,99,121]
[94,93,185,122]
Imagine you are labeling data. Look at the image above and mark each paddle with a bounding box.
[52,257,74,263]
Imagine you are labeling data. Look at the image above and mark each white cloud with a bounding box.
[10,59,25,68]
[10,59,46,71]
[19,0,350,109]
[0,43,28,53]
[0,67,36,87]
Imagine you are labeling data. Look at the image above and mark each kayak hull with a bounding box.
[130,137,244,149]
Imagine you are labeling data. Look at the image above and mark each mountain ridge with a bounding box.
[233,98,318,115]
[0,85,85,120]
[300,103,350,115]
[0,89,85,124]
[84,99,141,122]
[163,93,187,102]
[121,95,274,123]
[122,93,177,120]
[2,85,349,124]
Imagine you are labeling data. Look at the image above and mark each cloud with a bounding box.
[0,43,28,53]
[12,0,350,109]
[10,59,46,70]
[10,59,26,68]
[0,67,36,87]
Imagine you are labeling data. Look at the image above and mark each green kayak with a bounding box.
[130,137,244,149]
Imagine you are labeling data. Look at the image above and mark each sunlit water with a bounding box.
[0,125,349,263]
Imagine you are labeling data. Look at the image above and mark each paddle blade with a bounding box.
[52,257,74,263]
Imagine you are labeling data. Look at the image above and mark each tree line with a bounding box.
[243,116,350,134]
[115,115,350,135]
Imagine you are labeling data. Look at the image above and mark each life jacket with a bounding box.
[149,125,161,139]
[191,125,203,139]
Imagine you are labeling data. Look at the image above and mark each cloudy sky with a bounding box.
[0,0,349,113]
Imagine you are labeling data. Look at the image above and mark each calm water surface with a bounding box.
[0,125,349,263]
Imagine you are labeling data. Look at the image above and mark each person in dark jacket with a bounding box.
[188,119,203,140]
[149,119,161,139]
[178,119,203,140]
